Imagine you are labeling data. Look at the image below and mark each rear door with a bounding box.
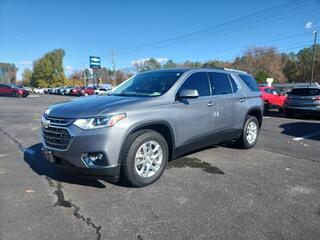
[0,84,5,95]
[208,71,246,132]
[174,72,217,146]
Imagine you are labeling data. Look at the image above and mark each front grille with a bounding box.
[46,116,73,126]
[42,126,71,150]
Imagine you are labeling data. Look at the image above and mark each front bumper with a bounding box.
[41,120,127,179]
[42,146,120,180]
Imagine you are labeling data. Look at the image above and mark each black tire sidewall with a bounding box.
[264,102,270,112]
[122,130,169,187]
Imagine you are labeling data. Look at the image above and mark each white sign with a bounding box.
[266,78,273,87]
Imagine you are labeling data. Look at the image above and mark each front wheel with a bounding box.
[121,130,168,187]
[236,116,260,149]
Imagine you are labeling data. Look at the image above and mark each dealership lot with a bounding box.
[0,95,319,240]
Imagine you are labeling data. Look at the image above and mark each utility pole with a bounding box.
[310,31,317,86]
[111,50,116,87]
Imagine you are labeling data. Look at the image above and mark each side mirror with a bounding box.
[178,89,199,99]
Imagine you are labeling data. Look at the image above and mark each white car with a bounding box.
[33,88,45,94]
[94,87,110,95]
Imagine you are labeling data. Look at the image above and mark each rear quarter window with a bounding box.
[238,74,259,92]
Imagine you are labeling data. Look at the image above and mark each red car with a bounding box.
[0,84,29,97]
[259,86,286,111]
[79,87,95,96]
[70,87,85,96]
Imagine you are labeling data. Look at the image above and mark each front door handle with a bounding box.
[240,98,245,102]
[207,102,215,107]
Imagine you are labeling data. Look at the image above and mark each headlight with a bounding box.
[73,113,126,130]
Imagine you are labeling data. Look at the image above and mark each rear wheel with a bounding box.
[236,116,260,149]
[264,102,270,113]
[285,110,293,118]
[121,130,168,187]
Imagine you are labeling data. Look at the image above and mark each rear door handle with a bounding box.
[240,98,245,102]
[207,102,215,107]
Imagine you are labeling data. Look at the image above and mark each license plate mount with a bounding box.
[42,147,55,163]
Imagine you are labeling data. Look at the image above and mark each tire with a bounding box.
[285,110,293,118]
[264,102,269,113]
[121,130,169,187]
[236,115,260,149]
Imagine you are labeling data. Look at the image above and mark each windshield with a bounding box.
[270,88,280,95]
[112,71,183,97]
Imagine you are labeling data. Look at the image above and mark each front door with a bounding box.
[174,72,217,147]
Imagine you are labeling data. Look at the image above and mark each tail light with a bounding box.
[312,96,320,100]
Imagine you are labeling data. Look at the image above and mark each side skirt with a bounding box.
[171,129,242,160]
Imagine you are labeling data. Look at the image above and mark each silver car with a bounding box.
[284,87,320,117]
[41,68,263,187]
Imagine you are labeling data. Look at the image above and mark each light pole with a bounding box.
[310,31,317,86]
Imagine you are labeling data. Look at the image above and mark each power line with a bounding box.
[115,5,317,57]
[210,43,312,63]
[178,32,311,60]
[114,0,301,51]
[111,0,318,55]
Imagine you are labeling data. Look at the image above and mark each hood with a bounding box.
[47,95,145,118]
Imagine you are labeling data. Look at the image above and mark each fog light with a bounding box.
[81,152,107,166]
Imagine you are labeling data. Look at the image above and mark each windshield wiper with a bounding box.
[112,92,149,97]
[112,92,131,96]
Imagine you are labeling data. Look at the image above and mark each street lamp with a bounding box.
[310,31,318,86]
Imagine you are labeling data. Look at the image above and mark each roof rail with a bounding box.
[223,68,248,74]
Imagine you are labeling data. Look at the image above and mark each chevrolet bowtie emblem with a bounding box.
[42,119,50,129]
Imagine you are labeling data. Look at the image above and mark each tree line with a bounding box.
[132,45,319,83]
[0,44,319,87]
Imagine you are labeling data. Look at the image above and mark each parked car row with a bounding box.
[259,86,320,117]
[47,86,112,96]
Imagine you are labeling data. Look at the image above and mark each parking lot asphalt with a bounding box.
[0,95,319,240]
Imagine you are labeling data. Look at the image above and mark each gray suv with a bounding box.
[41,68,263,187]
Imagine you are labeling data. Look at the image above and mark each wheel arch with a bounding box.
[118,121,175,164]
[246,107,263,128]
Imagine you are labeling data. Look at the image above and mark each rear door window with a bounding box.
[208,72,233,95]
[238,74,259,92]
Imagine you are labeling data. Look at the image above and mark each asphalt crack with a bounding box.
[0,127,25,152]
[50,180,102,240]
[0,128,102,240]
